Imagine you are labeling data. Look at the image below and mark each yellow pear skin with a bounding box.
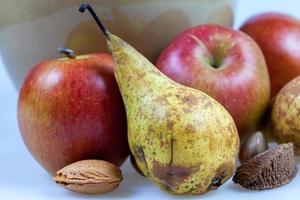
[80,4,240,195]
[109,33,239,194]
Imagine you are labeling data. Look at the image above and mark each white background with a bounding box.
[1,0,300,199]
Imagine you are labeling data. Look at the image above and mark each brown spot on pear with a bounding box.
[152,161,202,191]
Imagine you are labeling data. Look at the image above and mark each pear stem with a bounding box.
[79,3,109,39]
[58,47,76,59]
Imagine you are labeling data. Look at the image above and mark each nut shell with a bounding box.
[233,143,297,190]
[53,160,122,194]
[239,131,268,163]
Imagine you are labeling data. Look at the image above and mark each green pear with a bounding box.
[79,4,239,195]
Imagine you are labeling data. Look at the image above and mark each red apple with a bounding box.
[18,51,129,174]
[240,13,300,96]
[156,25,270,137]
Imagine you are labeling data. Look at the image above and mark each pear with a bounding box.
[79,3,239,195]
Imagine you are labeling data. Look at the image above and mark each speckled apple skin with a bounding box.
[156,25,270,137]
[272,76,300,154]
[18,53,129,174]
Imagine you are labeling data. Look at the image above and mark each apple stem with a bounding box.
[79,3,109,39]
[58,47,76,59]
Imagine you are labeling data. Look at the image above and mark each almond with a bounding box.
[53,160,122,194]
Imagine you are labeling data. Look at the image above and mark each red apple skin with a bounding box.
[18,53,129,174]
[240,13,300,96]
[156,25,270,137]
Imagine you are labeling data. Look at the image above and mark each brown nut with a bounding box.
[233,143,297,190]
[53,160,122,194]
[239,131,268,163]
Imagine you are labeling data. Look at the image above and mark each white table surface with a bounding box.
[1,0,300,199]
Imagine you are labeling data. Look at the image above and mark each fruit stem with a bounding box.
[58,47,76,59]
[79,3,109,39]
